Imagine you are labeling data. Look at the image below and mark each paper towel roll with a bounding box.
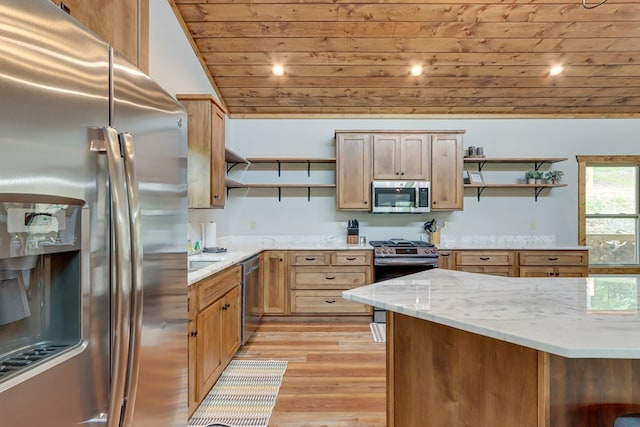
[204,222,216,248]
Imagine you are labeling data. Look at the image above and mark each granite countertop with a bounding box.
[437,243,589,250]
[187,237,371,285]
[342,269,640,359]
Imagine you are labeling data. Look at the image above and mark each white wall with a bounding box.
[147,2,640,246]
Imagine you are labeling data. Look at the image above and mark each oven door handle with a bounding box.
[374,257,438,266]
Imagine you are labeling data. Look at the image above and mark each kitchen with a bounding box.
[1,1,640,427]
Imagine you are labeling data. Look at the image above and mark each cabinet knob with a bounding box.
[190,330,198,337]
[400,172,405,176]
[279,258,283,262]
[364,201,368,204]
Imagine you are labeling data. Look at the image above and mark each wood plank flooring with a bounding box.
[234,320,387,427]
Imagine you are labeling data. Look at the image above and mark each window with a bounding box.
[577,156,640,271]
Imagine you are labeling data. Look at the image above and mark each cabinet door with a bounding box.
[263,250,288,314]
[336,133,372,210]
[373,134,401,179]
[62,0,148,72]
[399,134,429,180]
[178,95,226,208]
[220,286,241,364]
[187,287,198,416]
[210,104,226,206]
[438,251,456,270]
[196,298,222,398]
[431,134,463,211]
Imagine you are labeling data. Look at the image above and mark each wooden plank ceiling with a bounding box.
[171,0,640,117]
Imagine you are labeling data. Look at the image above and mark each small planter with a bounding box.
[527,178,535,184]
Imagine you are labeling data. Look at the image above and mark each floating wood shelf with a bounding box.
[463,157,569,201]
[464,157,568,171]
[464,183,568,201]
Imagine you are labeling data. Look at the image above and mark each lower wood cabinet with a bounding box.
[288,250,373,316]
[518,250,588,277]
[263,250,289,315]
[188,265,241,417]
[455,250,516,277]
[439,249,588,278]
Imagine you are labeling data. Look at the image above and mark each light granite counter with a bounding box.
[187,236,371,286]
[343,268,640,358]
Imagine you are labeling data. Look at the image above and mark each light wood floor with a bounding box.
[234,319,387,427]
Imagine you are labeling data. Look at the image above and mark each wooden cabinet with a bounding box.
[441,249,588,278]
[372,134,429,180]
[188,265,241,416]
[336,130,465,212]
[431,134,464,211]
[518,250,588,277]
[437,251,456,270]
[335,132,372,210]
[187,287,198,416]
[455,251,517,277]
[60,0,148,72]
[289,250,373,315]
[263,250,289,315]
[177,95,227,208]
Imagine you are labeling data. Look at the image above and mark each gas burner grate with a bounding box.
[0,342,74,382]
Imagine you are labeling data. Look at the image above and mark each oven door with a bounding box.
[374,257,438,282]
[373,257,437,322]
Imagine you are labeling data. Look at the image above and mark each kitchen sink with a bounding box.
[187,260,221,272]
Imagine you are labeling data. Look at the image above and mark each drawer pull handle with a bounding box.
[325,276,336,280]
[547,257,559,261]
[441,253,450,257]
[346,257,356,261]
[479,257,490,261]
[305,257,316,261]
[325,300,336,304]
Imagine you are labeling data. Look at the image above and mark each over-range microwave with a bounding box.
[372,180,430,213]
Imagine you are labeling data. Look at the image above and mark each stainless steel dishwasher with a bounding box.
[241,255,262,345]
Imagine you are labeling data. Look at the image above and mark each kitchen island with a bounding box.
[343,269,640,427]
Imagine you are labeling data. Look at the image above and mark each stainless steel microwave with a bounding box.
[372,181,431,213]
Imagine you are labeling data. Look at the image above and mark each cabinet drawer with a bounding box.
[456,251,514,266]
[518,250,588,266]
[456,266,512,277]
[290,266,369,290]
[331,251,372,266]
[290,290,372,314]
[289,251,332,266]
[197,264,241,311]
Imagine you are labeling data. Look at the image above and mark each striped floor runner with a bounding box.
[370,322,386,343]
[188,359,287,427]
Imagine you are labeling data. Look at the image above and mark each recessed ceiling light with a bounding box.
[411,65,424,77]
[272,65,284,76]
[549,65,564,76]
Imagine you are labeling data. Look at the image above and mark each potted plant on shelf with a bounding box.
[545,170,564,184]
[534,170,544,184]
[525,170,536,184]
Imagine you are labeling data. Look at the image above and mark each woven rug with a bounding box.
[188,359,287,427]
[370,322,386,343]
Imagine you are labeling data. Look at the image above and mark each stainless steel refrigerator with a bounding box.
[0,1,188,426]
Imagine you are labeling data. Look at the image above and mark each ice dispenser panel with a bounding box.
[0,196,83,383]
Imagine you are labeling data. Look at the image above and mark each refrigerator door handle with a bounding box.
[103,127,133,427]
[119,132,143,427]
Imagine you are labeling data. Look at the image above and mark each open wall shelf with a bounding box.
[225,156,336,201]
[463,157,568,201]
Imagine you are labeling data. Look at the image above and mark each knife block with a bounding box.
[347,234,359,244]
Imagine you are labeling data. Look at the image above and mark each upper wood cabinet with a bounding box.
[336,130,465,212]
[59,0,149,72]
[372,134,429,180]
[335,132,372,211]
[177,95,227,208]
[431,134,464,211]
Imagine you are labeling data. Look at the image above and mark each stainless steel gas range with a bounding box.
[370,238,439,322]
